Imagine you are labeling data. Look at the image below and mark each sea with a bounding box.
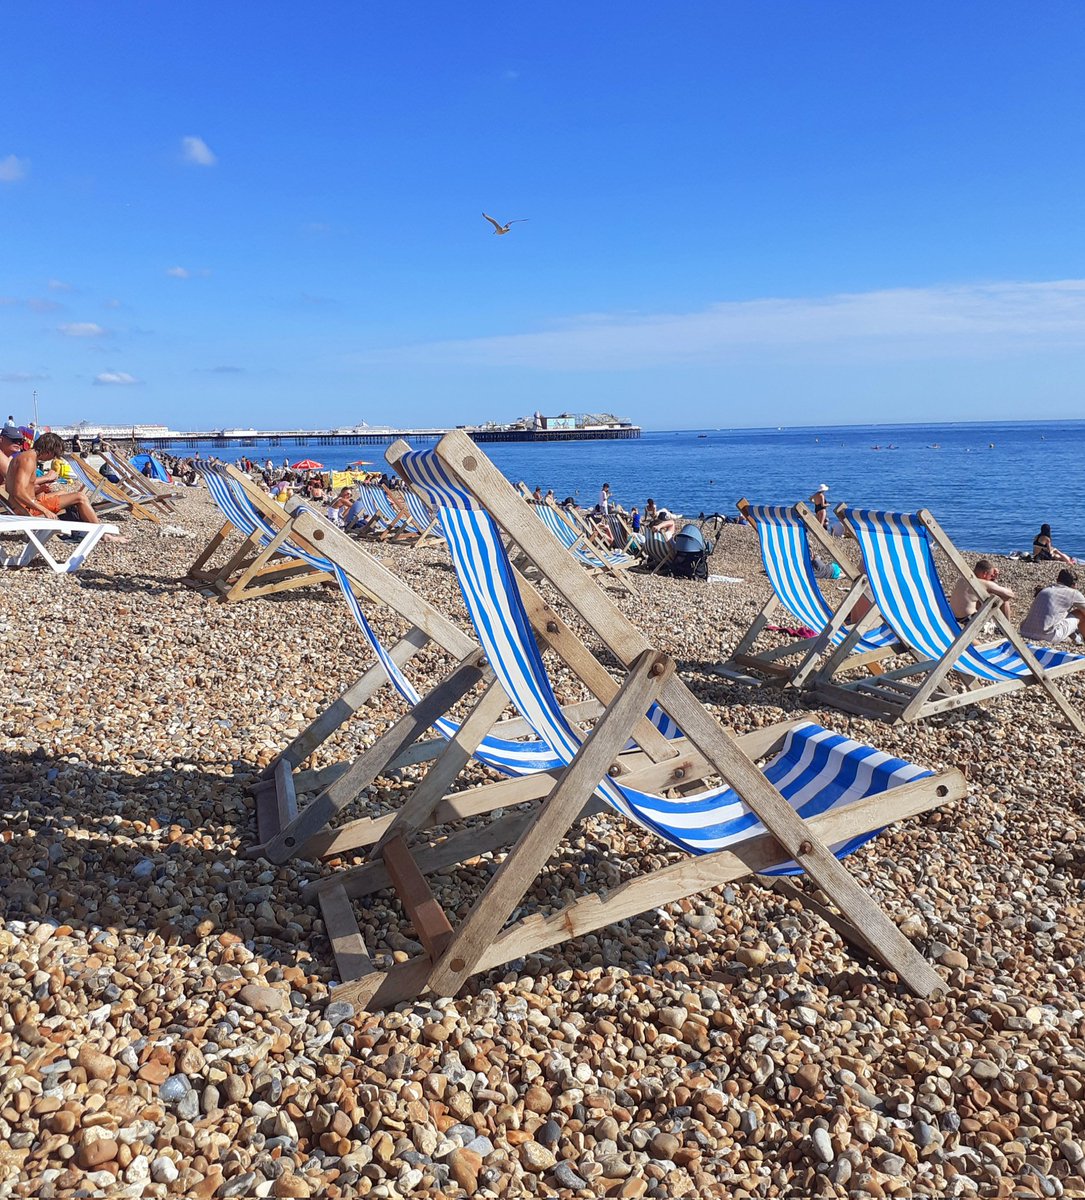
[158,419,1085,559]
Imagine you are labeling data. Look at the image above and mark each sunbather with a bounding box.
[5,432,128,541]
[1033,523,1073,564]
[950,559,1016,622]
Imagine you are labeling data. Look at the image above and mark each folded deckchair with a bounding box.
[533,501,637,594]
[100,449,181,512]
[717,499,899,688]
[816,507,1085,731]
[0,515,119,573]
[249,502,686,866]
[64,455,162,523]
[184,466,335,602]
[297,432,964,1009]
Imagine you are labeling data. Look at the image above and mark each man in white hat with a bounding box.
[810,483,830,528]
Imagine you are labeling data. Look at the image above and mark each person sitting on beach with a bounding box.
[532,485,543,502]
[327,486,354,525]
[1020,568,1085,644]
[1032,523,1073,564]
[810,484,830,528]
[644,498,675,538]
[4,432,127,540]
[949,559,1015,622]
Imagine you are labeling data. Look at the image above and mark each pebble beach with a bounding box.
[3,486,1085,1200]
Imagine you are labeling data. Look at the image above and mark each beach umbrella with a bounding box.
[292,458,323,470]
[347,459,373,466]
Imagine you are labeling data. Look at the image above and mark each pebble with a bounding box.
[0,491,1082,1200]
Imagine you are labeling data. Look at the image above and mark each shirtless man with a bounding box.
[950,559,1015,622]
[5,431,126,540]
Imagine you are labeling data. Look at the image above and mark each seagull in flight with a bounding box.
[483,212,529,235]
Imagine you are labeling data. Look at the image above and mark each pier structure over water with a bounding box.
[50,420,641,449]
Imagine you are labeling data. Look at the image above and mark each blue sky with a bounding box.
[3,3,1085,431]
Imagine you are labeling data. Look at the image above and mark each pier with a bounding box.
[61,423,641,449]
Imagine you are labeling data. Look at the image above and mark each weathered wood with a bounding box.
[427,649,672,997]
[258,654,487,863]
[274,757,299,834]
[318,882,376,983]
[381,835,454,960]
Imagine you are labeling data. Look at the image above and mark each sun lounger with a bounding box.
[297,432,964,1009]
[717,499,899,687]
[815,506,1085,731]
[184,466,335,602]
[0,515,119,573]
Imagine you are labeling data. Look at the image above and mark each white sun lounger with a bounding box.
[0,516,119,573]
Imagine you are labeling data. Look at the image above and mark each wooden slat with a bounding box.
[318,883,376,983]
[382,835,454,960]
[274,757,299,831]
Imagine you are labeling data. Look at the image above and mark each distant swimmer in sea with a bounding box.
[1033,523,1074,564]
[482,213,529,235]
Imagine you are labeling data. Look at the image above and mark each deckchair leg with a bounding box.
[658,675,946,997]
[425,649,672,997]
[898,598,997,722]
[988,609,1085,734]
[256,655,488,863]
[187,521,233,579]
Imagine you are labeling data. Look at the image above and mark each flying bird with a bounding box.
[483,212,529,235]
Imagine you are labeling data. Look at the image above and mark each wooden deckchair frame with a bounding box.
[100,449,180,512]
[816,506,1085,732]
[539,498,637,595]
[184,466,335,602]
[251,503,715,867]
[294,432,964,1009]
[718,498,896,688]
[64,455,163,523]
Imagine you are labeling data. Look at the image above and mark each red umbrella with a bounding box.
[292,458,323,470]
[347,459,374,466]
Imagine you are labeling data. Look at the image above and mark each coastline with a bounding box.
[2,485,1084,1197]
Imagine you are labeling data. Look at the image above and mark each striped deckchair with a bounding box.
[357,484,412,539]
[248,502,687,867]
[100,449,180,512]
[62,455,149,520]
[817,507,1085,731]
[640,527,675,574]
[533,502,637,593]
[300,432,964,1009]
[403,488,444,548]
[717,499,899,688]
[184,466,335,601]
[0,514,120,573]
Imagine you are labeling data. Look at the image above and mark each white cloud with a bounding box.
[369,279,1085,371]
[0,155,28,183]
[166,266,190,279]
[94,371,139,386]
[181,135,217,167]
[1,372,49,384]
[48,279,72,292]
[58,322,107,338]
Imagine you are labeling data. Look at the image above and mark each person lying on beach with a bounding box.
[1020,568,1085,644]
[950,559,1016,622]
[4,432,128,541]
[644,498,675,538]
[1033,523,1073,564]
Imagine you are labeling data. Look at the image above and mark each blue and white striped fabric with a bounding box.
[199,468,332,572]
[844,508,1084,681]
[397,447,928,869]
[534,504,633,569]
[64,457,114,504]
[747,505,897,653]
[357,485,406,532]
[404,489,444,540]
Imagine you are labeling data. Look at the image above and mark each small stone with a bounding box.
[221,1172,259,1197]
[938,949,969,970]
[736,945,769,968]
[271,1175,311,1198]
[76,1137,118,1170]
[812,1128,834,1163]
[520,1141,557,1172]
[648,1132,681,1161]
[76,1045,116,1082]
[971,1060,1000,1082]
[151,1156,180,1184]
[238,984,287,1013]
[449,1148,481,1191]
[554,1161,588,1189]
[524,1084,552,1114]
[159,1075,190,1103]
